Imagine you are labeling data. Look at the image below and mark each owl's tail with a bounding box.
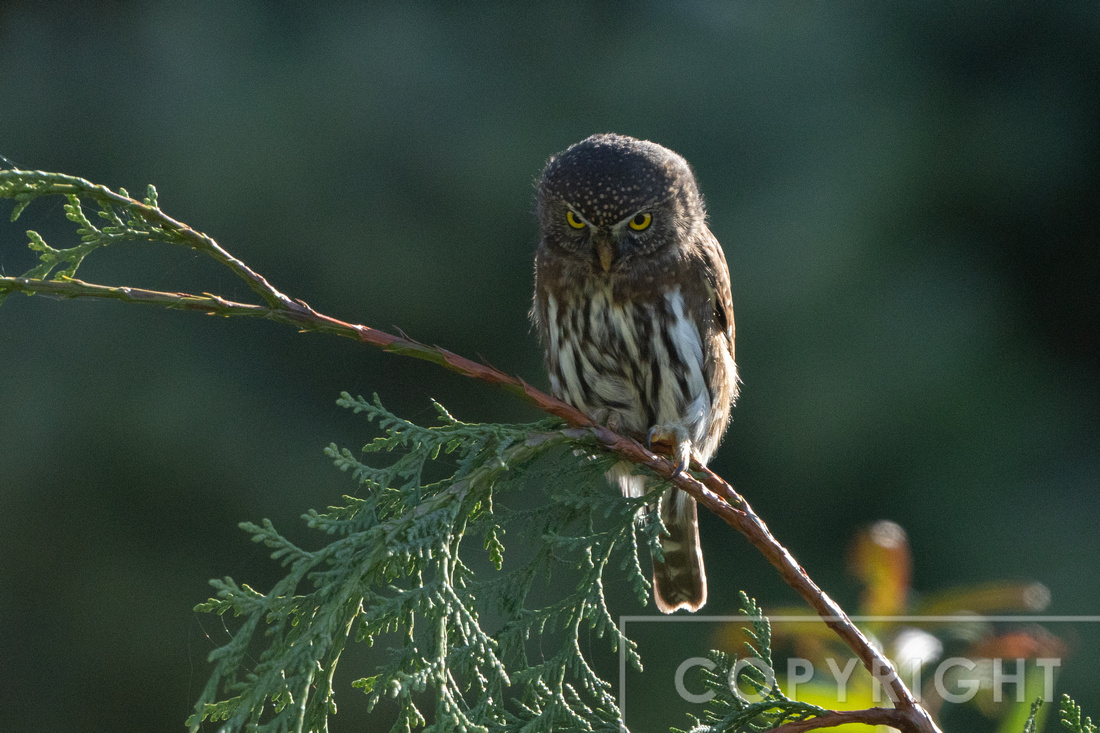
[615,469,707,613]
[651,487,707,613]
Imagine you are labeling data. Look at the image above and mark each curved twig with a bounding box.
[766,707,911,733]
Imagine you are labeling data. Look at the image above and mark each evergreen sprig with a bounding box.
[0,169,173,304]
[1060,694,1097,733]
[676,593,829,733]
[188,393,659,732]
[1022,700,1044,733]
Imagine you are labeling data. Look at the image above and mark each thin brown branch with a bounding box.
[767,707,910,733]
[0,177,942,733]
[0,277,270,315]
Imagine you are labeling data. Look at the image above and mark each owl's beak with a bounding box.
[595,239,615,272]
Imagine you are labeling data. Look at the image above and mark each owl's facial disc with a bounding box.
[560,205,662,273]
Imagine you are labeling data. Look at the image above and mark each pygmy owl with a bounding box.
[531,133,738,613]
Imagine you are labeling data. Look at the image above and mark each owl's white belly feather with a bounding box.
[545,285,715,463]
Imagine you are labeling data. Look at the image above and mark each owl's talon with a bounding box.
[647,424,693,478]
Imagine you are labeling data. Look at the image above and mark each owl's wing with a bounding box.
[698,230,735,358]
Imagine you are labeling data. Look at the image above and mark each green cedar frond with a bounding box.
[189,394,657,732]
[0,170,184,290]
[1061,695,1097,733]
[1022,699,1043,733]
[675,592,829,733]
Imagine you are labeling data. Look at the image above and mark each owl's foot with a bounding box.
[587,407,622,431]
[647,424,693,477]
[604,412,624,434]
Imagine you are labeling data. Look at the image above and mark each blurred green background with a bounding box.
[1,3,1097,731]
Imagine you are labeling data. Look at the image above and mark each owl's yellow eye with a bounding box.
[566,210,586,229]
[629,212,652,231]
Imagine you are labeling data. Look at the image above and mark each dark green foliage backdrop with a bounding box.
[1,3,1097,732]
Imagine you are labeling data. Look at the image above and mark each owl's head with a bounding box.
[537,133,705,275]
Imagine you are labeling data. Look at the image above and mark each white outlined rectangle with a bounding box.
[617,614,1098,732]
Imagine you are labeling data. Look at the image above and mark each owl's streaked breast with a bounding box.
[543,283,716,459]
